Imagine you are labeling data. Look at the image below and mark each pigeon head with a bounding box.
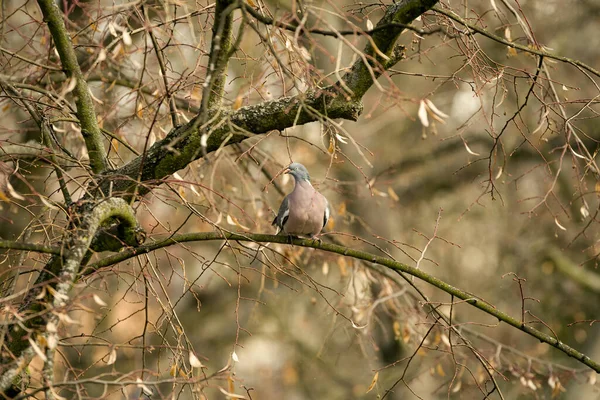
[285,162,311,182]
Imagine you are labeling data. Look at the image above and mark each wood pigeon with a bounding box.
[272,163,331,238]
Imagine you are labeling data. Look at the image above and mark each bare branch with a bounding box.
[0,198,141,394]
[434,6,600,78]
[86,230,600,373]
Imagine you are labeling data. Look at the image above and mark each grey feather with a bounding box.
[272,195,289,233]
[287,162,310,181]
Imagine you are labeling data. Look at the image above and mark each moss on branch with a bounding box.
[36,0,108,173]
[95,0,437,198]
[1,198,141,394]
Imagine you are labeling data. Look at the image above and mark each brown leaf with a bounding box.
[366,371,379,393]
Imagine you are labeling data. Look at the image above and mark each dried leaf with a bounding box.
[106,348,117,365]
[463,141,480,156]
[35,286,47,300]
[218,387,246,399]
[89,89,104,105]
[440,334,450,347]
[93,294,107,307]
[490,0,498,12]
[108,22,118,37]
[402,326,411,343]
[520,376,527,387]
[372,188,388,197]
[233,95,243,110]
[495,167,503,180]
[424,99,449,119]
[29,337,47,361]
[48,287,69,302]
[393,321,401,339]
[57,312,80,325]
[418,100,429,127]
[328,136,335,154]
[122,29,132,46]
[570,148,587,159]
[232,350,239,363]
[337,201,346,216]
[136,102,144,118]
[189,184,200,197]
[504,27,512,42]
[226,215,250,231]
[136,378,153,396]
[97,48,107,62]
[61,77,77,97]
[189,352,205,368]
[588,371,597,385]
[366,18,374,31]
[298,46,311,61]
[452,380,462,393]
[366,371,379,393]
[436,363,446,377]
[554,217,567,231]
[387,187,399,202]
[6,181,24,200]
[335,133,348,144]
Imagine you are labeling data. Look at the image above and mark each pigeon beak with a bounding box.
[283,167,291,175]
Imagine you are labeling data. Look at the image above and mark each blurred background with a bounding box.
[1,0,599,398]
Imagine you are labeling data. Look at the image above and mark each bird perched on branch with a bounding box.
[272,163,330,239]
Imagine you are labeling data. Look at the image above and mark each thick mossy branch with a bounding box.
[342,0,439,99]
[87,231,600,373]
[95,0,435,198]
[0,198,140,392]
[36,0,108,173]
[206,0,236,109]
[98,87,362,197]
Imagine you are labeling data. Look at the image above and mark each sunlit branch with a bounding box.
[86,231,600,373]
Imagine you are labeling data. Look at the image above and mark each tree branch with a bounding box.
[0,240,60,255]
[85,231,600,373]
[0,198,140,395]
[36,0,108,173]
[96,87,362,197]
[95,0,438,198]
[433,6,600,79]
[341,0,439,99]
